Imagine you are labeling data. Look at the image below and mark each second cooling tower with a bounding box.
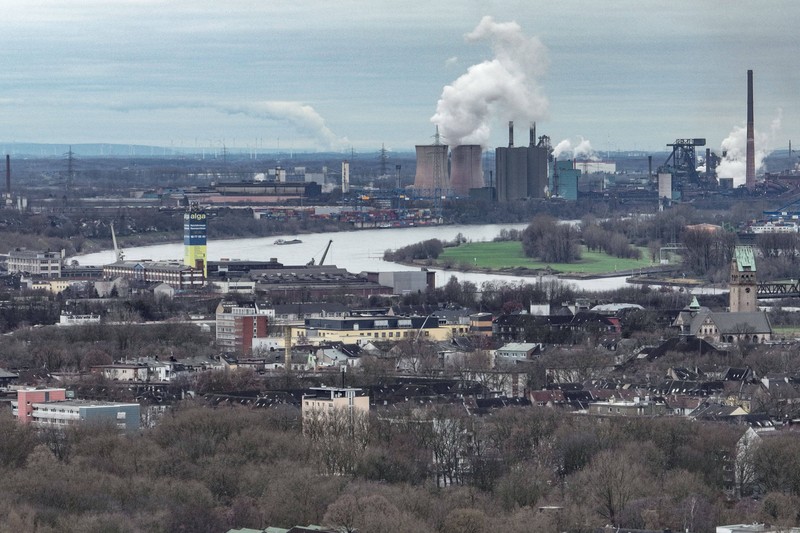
[414,144,449,191]
[449,145,484,196]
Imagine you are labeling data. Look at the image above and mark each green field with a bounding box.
[438,241,653,274]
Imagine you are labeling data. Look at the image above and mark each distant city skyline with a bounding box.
[1,1,798,163]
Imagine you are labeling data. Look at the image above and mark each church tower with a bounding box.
[729,246,757,312]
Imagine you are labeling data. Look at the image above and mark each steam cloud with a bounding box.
[716,109,782,187]
[219,101,348,150]
[553,137,596,160]
[431,16,549,147]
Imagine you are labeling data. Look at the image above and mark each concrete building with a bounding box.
[13,388,67,423]
[102,260,204,289]
[495,342,541,362]
[364,270,435,295]
[11,388,140,431]
[216,300,274,354]
[301,386,369,426]
[469,312,493,337]
[552,159,580,200]
[293,314,463,346]
[253,266,393,301]
[6,249,63,277]
[58,312,101,326]
[495,122,549,202]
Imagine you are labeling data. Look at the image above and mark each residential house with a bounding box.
[216,300,274,354]
[588,396,667,417]
[0,368,19,388]
[91,364,150,382]
[469,312,493,337]
[494,342,542,363]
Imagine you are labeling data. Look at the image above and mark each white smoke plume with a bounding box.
[552,136,597,160]
[716,109,782,187]
[219,101,348,150]
[431,16,549,147]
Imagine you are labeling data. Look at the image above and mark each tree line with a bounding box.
[1,400,798,532]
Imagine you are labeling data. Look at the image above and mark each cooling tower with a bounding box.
[746,69,755,189]
[414,144,449,190]
[450,145,484,195]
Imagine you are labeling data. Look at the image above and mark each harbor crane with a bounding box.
[307,239,333,266]
[110,222,124,262]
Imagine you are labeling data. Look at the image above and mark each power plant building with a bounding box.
[495,122,548,201]
[552,159,580,201]
[414,144,449,192]
[449,145,484,196]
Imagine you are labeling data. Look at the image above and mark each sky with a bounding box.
[1,0,799,159]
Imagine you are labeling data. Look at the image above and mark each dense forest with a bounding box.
[1,401,799,533]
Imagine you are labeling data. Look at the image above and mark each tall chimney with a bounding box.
[5,155,9,196]
[530,122,536,146]
[746,69,755,188]
[508,121,514,147]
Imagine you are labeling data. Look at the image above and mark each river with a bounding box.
[71,224,638,292]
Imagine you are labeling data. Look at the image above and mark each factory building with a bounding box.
[102,260,205,289]
[6,249,63,278]
[495,122,548,201]
[184,204,207,277]
[552,159,580,201]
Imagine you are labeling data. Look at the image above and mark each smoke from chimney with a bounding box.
[431,16,549,147]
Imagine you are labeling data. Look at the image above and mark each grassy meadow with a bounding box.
[438,240,654,274]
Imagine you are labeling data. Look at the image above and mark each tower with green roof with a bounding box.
[729,245,757,312]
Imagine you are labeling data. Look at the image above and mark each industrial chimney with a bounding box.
[5,155,10,198]
[508,121,514,147]
[746,69,755,189]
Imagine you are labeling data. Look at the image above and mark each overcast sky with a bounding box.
[1,1,798,156]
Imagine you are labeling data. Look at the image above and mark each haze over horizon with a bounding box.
[1,1,798,159]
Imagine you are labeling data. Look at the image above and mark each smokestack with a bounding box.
[530,123,536,147]
[5,155,9,196]
[508,121,514,147]
[648,155,652,178]
[746,69,755,188]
